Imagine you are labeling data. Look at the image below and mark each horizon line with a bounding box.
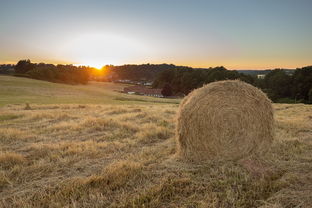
[0,60,309,71]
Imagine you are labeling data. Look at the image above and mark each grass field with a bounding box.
[1,76,312,207]
[0,75,179,106]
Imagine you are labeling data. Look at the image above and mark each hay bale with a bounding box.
[176,80,274,161]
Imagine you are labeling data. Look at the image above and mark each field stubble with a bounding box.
[0,103,312,207]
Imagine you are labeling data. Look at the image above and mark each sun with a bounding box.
[87,62,103,69]
[62,32,148,69]
[91,64,103,70]
[75,62,103,70]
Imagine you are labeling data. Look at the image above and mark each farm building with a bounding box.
[257,74,266,79]
[123,86,164,97]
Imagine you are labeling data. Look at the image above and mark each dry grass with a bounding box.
[0,152,26,169]
[0,103,312,207]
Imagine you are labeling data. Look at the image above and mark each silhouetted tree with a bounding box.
[264,69,292,101]
[308,88,312,104]
[15,59,34,74]
[14,60,90,84]
[153,66,256,95]
[291,66,312,102]
[161,83,173,96]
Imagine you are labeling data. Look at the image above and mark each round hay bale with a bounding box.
[176,80,274,161]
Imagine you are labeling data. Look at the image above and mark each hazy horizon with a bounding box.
[1,0,312,69]
[0,61,304,71]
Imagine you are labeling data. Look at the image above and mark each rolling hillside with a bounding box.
[0,75,179,107]
[0,75,311,207]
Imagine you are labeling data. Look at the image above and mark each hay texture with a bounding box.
[176,80,274,161]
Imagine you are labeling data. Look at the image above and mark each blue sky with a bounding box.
[1,0,311,69]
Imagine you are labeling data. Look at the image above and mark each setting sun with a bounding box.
[61,32,150,68]
[76,62,103,70]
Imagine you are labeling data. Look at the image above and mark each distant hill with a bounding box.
[237,69,295,76]
[0,75,179,107]
[0,64,15,74]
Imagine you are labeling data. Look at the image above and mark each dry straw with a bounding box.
[24,103,31,110]
[176,80,274,161]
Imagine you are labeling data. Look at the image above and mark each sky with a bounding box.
[0,0,311,69]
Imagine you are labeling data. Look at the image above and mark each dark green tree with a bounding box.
[308,88,312,104]
[291,66,312,102]
[264,69,292,101]
[161,83,173,96]
[15,59,35,74]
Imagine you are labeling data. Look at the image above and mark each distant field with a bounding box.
[0,75,312,207]
[0,75,180,106]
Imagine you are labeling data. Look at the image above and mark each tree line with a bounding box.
[257,67,312,103]
[152,66,312,103]
[0,64,14,74]
[104,63,192,81]
[11,60,312,103]
[153,66,254,95]
[14,60,91,84]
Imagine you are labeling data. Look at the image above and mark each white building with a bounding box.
[257,74,266,79]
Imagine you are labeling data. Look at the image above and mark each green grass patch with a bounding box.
[0,114,22,121]
[0,75,181,106]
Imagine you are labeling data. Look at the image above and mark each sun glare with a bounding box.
[61,32,148,68]
[74,62,103,70]
[88,63,103,70]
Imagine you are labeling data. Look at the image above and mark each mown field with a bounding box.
[0,75,179,106]
[0,76,312,207]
